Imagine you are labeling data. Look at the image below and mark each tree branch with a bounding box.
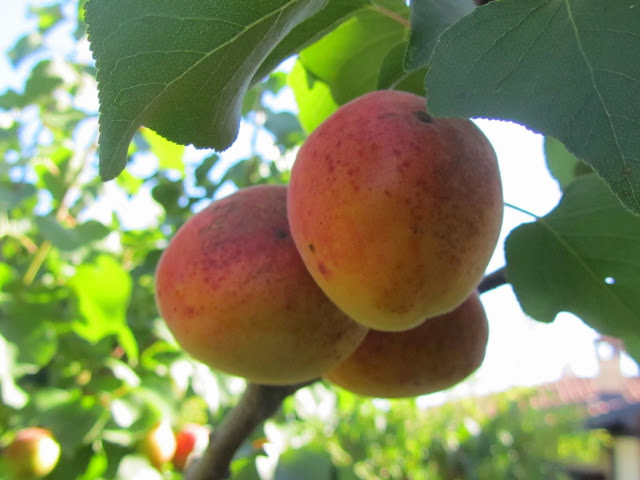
[185,380,316,480]
[186,269,508,480]
[478,266,508,294]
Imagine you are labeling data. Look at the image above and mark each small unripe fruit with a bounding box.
[172,424,210,472]
[140,422,177,470]
[4,428,61,479]
[155,185,368,385]
[324,292,489,398]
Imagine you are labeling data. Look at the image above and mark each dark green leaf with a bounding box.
[299,4,408,104]
[506,174,640,345]
[254,0,371,83]
[544,136,592,190]
[425,0,640,214]
[35,216,110,251]
[85,0,326,181]
[405,0,474,70]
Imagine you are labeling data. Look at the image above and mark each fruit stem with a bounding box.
[184,380,316,480]
[478,266,507,294]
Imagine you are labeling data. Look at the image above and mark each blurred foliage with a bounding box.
[0,1,618,479]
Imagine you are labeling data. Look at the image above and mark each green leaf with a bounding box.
[85,0,326,181]
[69,255,137,363]
[299,3,408,105]
[544,136,592,191]
[7,33,43,67]
[274,447,335,480]
[140,127,185,173]
[30,3,65,33]
[377,41,427,95]
[505,174,640,345]
[31,389,107,451]
[0,182,37,210]
[35,216,110,251]
[288,60,338,133]
[254,0,371,82]
[264,111,305,151]
[1,301,58,367]
[405,0,475,70]
[425,0,640,214]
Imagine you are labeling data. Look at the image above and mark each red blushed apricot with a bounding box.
[154,185,368,385]
[324,291,489,398]
[288,90,503,332]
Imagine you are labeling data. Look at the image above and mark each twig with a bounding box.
[185,380,316,480]
[478,266,507,294]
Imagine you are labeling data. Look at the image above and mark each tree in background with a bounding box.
[0,0,636,479]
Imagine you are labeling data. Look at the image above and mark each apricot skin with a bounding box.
[154,185,367,385]
[287,90,503,331]
[324,291,489,398]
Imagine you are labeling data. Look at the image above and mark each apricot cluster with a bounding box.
[155,90,503,398]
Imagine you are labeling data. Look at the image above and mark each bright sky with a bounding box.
[2,2,637,404]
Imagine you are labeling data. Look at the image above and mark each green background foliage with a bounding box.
[1,0,636,478]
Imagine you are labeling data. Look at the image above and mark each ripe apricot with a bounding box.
[154,185,367,385]
[288,90,502,331]
[324,291,489,398]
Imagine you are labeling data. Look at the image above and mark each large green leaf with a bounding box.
[254,0,371,83]
[299,2,408,105]
[85,0,326,181]
[505,175,640,359]
[405,0,475,70]
[425,0,640,214]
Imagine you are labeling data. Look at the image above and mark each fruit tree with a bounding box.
[0,0,638,479]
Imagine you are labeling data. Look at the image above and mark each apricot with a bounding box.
[324,291,489,398]
[5,428,60,478]
[139,422,176,470]
[154,185,368,385]
[287,90,502,331]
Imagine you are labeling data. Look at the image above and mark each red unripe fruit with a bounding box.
[4,428,61,479]
[172,424,210,472]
